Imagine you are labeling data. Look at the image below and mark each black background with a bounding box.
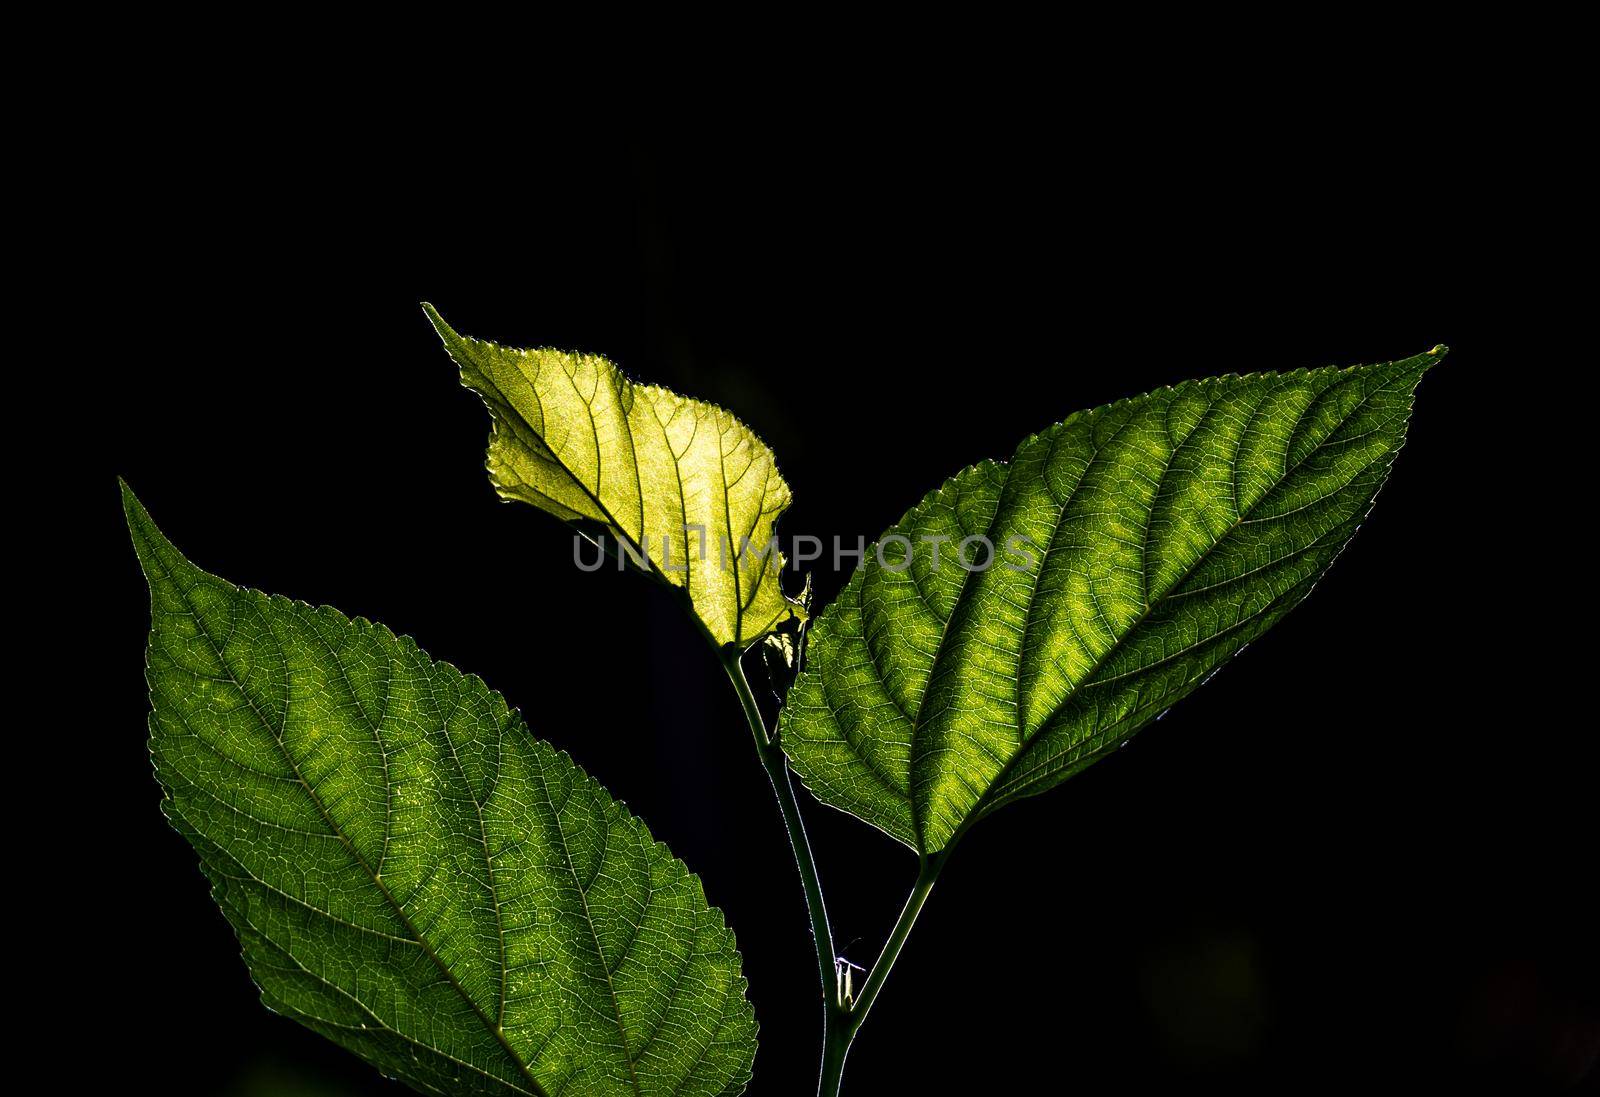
[60,100,1593,1095]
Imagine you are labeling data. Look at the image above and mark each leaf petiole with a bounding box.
[840,853,943,1039]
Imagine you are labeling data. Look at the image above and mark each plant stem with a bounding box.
[721,653,846,1093]
[842,853,944,1039]
[812,857,934,1097]
[818,1012,853,1096]
[815,855,944,1094]
[722,649,951,1096]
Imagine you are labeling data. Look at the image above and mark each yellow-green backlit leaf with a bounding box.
[425,305,804,652]
[781,350,1443,854]
[126,485,756,1096]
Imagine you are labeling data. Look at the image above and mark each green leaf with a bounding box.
[124,485,756,1097]
[425,304,804,652]
[781,349,1444,854]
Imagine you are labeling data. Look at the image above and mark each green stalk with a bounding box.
[721,654,849,1093]
[817,854,944,1094]
[841,852,943,1038]
[722,650,946,1097]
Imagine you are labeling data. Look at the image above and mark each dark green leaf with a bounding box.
[125,485,756,1096]
[781,350,1443,854]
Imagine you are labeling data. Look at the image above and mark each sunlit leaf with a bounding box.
[126,484,757,1096]
[425,305,804,652]
[781,350,1444,854]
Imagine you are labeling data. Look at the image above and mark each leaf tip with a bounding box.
[119,476,149,537]
[121,478,159,574]
[420,301,459,344]
[1390,344,1448,387]
[120,481,195,587]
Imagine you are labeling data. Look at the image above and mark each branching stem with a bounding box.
[721,654,847,1092]
[721,650,944,1097]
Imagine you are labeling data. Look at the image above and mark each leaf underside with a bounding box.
[125,486,756,1097]
[781,350,1443,854]
[425,304,804,652]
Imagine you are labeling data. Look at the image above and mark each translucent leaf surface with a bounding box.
[126,485,757,1096]
[426,305,804,652]
[782,350,1443,854]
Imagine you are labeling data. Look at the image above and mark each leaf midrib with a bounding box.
[903,409,1138,847]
